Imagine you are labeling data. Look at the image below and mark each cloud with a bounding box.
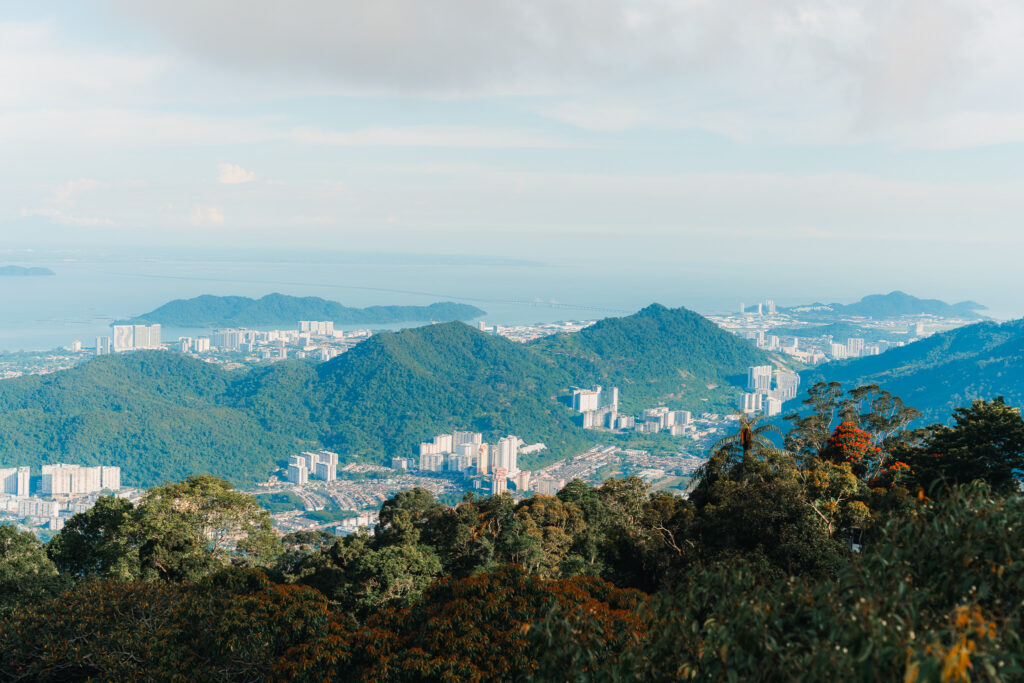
[52,178,103,204]
[189,204,225,226]
[286,125,576,148]
[105,0,1024,146]
[217,163,255,184]
[19,206,113,226]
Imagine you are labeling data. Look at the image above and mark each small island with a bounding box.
[123,293,486,327]
[0,265,55,277]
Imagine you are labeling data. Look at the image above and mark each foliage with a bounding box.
[364,566,647,682]
[544,484,1024,681]
[0,568,355,682]
[46,496,137,579]
[0,524,63,610]
[531,302,784,413]
[45,476,281,584]
[902,397,1024,494]
[133,475,282,580]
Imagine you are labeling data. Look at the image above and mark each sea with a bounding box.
[0,246,1017,352]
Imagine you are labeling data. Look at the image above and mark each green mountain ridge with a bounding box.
[122,293,485,327]
[531,303,783,412]
[0,305,780,486]
[804,318,1024,423]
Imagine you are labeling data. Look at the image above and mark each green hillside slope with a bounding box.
[804,319,1024,422]
[531,303,781,412]
[0,353,309,486]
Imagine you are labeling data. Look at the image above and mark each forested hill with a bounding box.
[0,352,309,487]
[530,303,783,412]
[804,318,1024,422]
[784,291,987,320]
[233,321,588,469]
[0,305,783,485]
[124,293,485,327]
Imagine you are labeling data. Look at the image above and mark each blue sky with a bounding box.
[2,1,1024,312]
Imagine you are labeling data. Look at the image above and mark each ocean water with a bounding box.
[0,246,1017,352]
[0,247,728,352]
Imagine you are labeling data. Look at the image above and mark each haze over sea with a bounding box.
[0,246,1016,353]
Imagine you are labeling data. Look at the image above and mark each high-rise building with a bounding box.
[299,321,336,337]
[287,462,308,485]
[70,340,82,352]
[572,387,601,412]
[763,396,783,417]
[476,443,490,475]
[747,365,773,392]
[738,392,763,414]
[739,302,745,315]
[314,461,336,482]
[40,464,117,496]
[111,324,161,352]
[193,337,211,353]
[453,431,483,447]
[766,300,776,315]
[18,498,59,518]
[211,330,243,350]
[492,467,508,495]
[775,371,801,401]
[492,436,519,475]
[846,338,865,357]
[0,466,30,497]
[100,466,121,491]
[756,302,763,315]
[96,336,111,355]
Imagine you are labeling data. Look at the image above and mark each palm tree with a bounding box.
[712,411,783,460]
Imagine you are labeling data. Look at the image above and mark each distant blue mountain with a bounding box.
[783,291,987,320]
[0,265,55,277]
[124,293,486,327]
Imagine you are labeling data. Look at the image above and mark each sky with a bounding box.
[2,1,1024,312]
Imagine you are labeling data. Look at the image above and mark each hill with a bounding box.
[0,353,309,486]
[0,325,590,486]
[0,305,784,485]
[784,291,987,320]
[0,265,55,277]
[124,293,485,327]
[531,303,783,412]
[803,318,1024,422]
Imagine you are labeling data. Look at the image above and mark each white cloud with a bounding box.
[217,163,255,184]
[51,178,103,204]
[104,0,1024,146]
[19,206,113,226]
[287,125,576,148]
[189,204,225,226]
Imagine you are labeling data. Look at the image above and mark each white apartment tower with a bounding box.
[747,365,773,393]
[0,467,30,497]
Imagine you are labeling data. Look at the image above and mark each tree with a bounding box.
[785,383,920,463]
[133,475,282,581]
[364,566,647,681]
[46,496,138,579]
[713,412,782,460]
[907,397,1024,494]
[0,524,62,609]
